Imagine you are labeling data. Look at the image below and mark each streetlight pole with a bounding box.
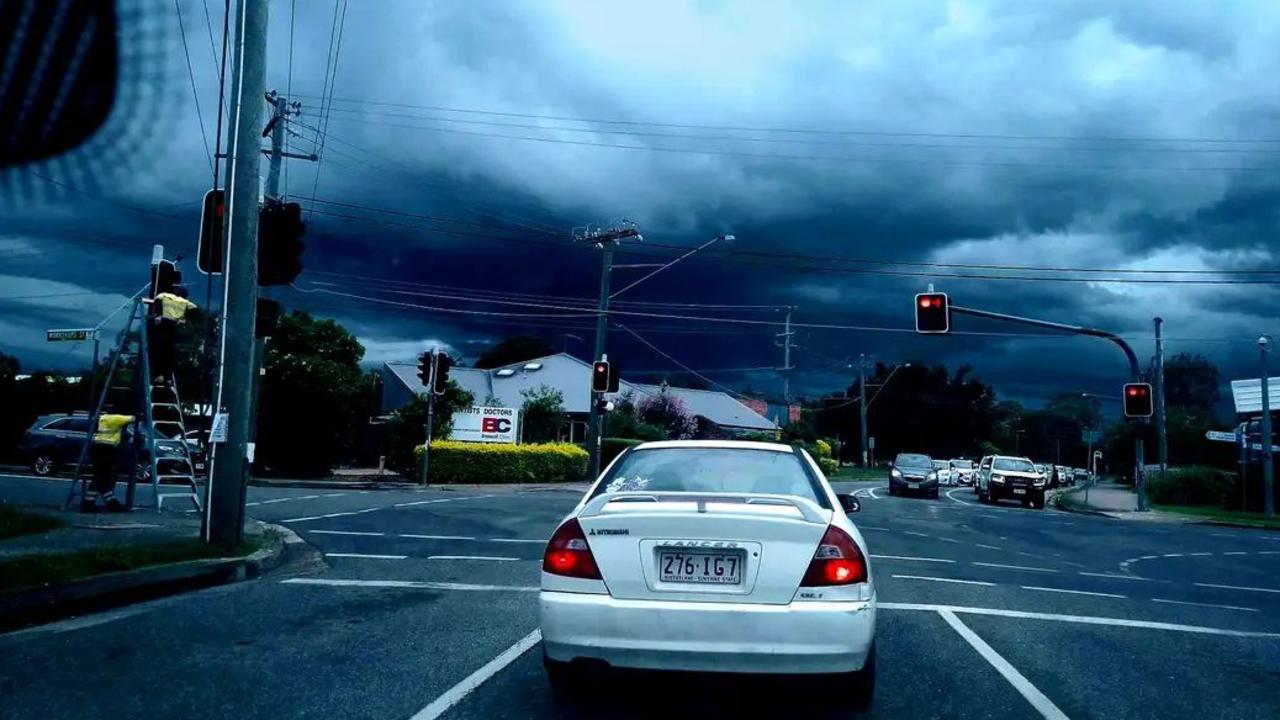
[858,356,868,468]
[1260,335,1274,518]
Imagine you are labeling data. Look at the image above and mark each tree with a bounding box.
[636,388,696,439]
[385,379,475,473]
[604,392,666,440]
[474,334,556,369]
[1164,353,1220,413]
[256,311,372,477]
[520,384,565,443]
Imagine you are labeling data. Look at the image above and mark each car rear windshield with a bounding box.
[895,453,932,468]
[592,447,829,508]
[951,460,973,469]
[994,458,1036,472]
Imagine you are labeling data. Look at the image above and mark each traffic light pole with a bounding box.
[1260,336,1274,518]
[949,304,1149,510]
[858,356,869,468]
[1154,317,1168,489]
[587,245,613,480]
[421,351,436,486]
[205,0,267,548]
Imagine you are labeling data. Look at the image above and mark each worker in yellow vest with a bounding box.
[149,286,197,383]
[86,414,135,512]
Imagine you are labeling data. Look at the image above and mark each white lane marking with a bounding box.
[409,629,543,720]
[1259,550,1280,555]
[871,554,956,564]
[859,525,891,532]
[310,530,385,537]
[1139,555,1158,560]
[866,487,879,500]
[893,575,995,587]
[320,492,348,498]
[1223,551,1248,556]
[282,578,538,592]
[488,538,546,544]
[972,561,1058,574]
[880,602,1280,639]
[976,543,1003,551]
[904,531,930,538]
[1162,553,1184,558]
[325,553,408,560]
[937,537,962,544]
[1022,585,1126,600]
[282,507,383,523]
[428,555,520,562]
[1194,582,1280,594]
[1151,598,1259,613]
[1076,572,1161,582]
[945,488,973,506]
[938,610,1070,720]
[400,534,477,541]
[1187,552,1213,557]
[393,495,493,508]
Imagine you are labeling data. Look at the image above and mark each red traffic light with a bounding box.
[592,360,619,393]
[1123,382,1153,418]
[914,292,950,334]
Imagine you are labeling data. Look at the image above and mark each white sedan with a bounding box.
[539,440,877,707]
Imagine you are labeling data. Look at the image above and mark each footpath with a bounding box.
[1055,478,1280,530]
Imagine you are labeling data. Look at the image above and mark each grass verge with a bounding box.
[0,538,261,591]
[831,466,887,481]
[0,506,66,541]
[1152,504,1280,530]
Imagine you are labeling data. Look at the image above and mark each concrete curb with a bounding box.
[1052,489,1280,531]
[0,521,296,632]
[249,478,419,490]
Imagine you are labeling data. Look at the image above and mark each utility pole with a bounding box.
[576,222,640,479]
[776,308,795,402]
[205,0,267,548]
[858,355,869,468]
[1260,335,1274,518]
[1154,317,1168,485]
[421,350,436,486]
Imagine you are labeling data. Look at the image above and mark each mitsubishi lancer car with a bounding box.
[539,440,876,708]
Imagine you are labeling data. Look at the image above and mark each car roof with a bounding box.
[633,440,794,453]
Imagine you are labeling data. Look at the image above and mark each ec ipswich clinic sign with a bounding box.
[449,406,520,443]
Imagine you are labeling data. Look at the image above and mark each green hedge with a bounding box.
[415,441,588,483]
[818,457,839,476]
[1147,466,1233,507]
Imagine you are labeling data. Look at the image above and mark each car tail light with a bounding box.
[801,525,866,586]
[542,518,602,579]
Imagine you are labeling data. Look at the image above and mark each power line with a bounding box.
[615,322,747,398]
[173,0,214,177]
[25,170,187,222]
[306,0,348,218]
[300,96,1280,146]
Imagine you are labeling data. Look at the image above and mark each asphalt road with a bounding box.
[3,473,1280,719]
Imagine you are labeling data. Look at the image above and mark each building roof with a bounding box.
[383,352,778,431]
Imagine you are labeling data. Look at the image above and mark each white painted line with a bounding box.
[972,561,1058,574]
[326,553,408,560]
[1077,572,1161,582]
[1222,551,1248,556]
[320,492,348,498]
[281,515,325,522]
[310,530,385,537]
[282,507,383,522]
[871,554,956,564]
[1162,553,1184,558]
[881,602,1280,639]
[428,555,520,562]
[1138,555,1158,560]
[1022,585,1125,600]
[1186,552,1212,557]
[1194,582,1280,594]
[1259,550,1280,555]
[409,629,543,720]
[938,610,1070,720]
[1151,598,1258,613]
[893,575,995,587]
[944,488,973,506]
[866,487,880,500]
[976,544,1003,551]
[281,578,538,592]
[859,525,891,532]
[488,538,545,544]
[393,495,493,508]
[904,531,930,538]
[937,537,961,544]
[400,534,476,541]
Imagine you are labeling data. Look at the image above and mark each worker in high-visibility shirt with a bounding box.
[149,285,197,383]
[86,414,135,512]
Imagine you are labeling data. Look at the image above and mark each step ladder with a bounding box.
[65,297,203,512]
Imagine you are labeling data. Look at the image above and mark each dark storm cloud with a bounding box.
[4,0,1280,408]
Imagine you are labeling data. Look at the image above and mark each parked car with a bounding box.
[949,459,976,485]
[976,455,1046,509]
[19,413,207,480]
[889,453,939,498]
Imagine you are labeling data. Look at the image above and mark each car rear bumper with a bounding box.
[540,591,876,674]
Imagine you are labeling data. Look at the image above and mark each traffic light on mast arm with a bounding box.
[1123,382,1154,418]
[150,259,180,299]
[258,200,305,286]
[433,353,452,396]
[197,188,225,275]
[915,292,950,334]
[592,360,620,393]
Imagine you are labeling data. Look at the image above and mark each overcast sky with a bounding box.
[3,0,1279,412]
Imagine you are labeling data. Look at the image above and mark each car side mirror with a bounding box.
[838,494,861,513]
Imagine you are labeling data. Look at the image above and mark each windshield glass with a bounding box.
[994,458,1036,472]
[932,460,949,469]
[895,453,932,468]
[951,460,973,469]
[592,447,827,507]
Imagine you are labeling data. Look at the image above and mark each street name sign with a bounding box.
[46,328,96,342]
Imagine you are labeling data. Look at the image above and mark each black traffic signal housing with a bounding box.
[150,259,180,299]
[197,188,225,275]
[1123,382,1154,418]
[592,360,620,393]
[258,200,305,286]
[915,292,950,333]
[432,353,452,396]
[417,352,432,387]
[255,298,281,339]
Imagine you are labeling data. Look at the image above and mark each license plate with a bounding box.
[195,463,206,470]
[1013,488,1026,495]
[658,550,743,585]
[908,482,919,489]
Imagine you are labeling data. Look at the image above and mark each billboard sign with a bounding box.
[1230,378,1280,415]
[449,406,520,443]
